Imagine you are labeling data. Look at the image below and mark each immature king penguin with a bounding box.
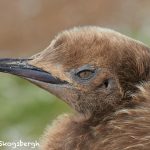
[0,26,150,150]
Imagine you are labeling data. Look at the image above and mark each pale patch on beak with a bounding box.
[28,57,71,83]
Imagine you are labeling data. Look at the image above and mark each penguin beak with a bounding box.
[0,58,66,85]
[0,58,77,104]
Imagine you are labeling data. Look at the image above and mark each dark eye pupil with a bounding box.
[77,70,93,79]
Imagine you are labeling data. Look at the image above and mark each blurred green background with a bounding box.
[0,75,71,142]
[0,0,150,149]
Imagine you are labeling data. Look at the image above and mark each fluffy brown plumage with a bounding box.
[0,26,150,150]
[40,84,150,150]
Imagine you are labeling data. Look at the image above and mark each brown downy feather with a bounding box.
[41,82,150,150]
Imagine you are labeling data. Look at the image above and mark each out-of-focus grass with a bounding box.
[0,74,72,142]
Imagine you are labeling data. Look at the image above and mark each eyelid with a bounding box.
[69,65,98,83]
[76,69,95,80]
[75,65,96,73]
[77,69,95,74]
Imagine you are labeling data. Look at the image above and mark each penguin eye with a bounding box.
[77,70,95,80]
